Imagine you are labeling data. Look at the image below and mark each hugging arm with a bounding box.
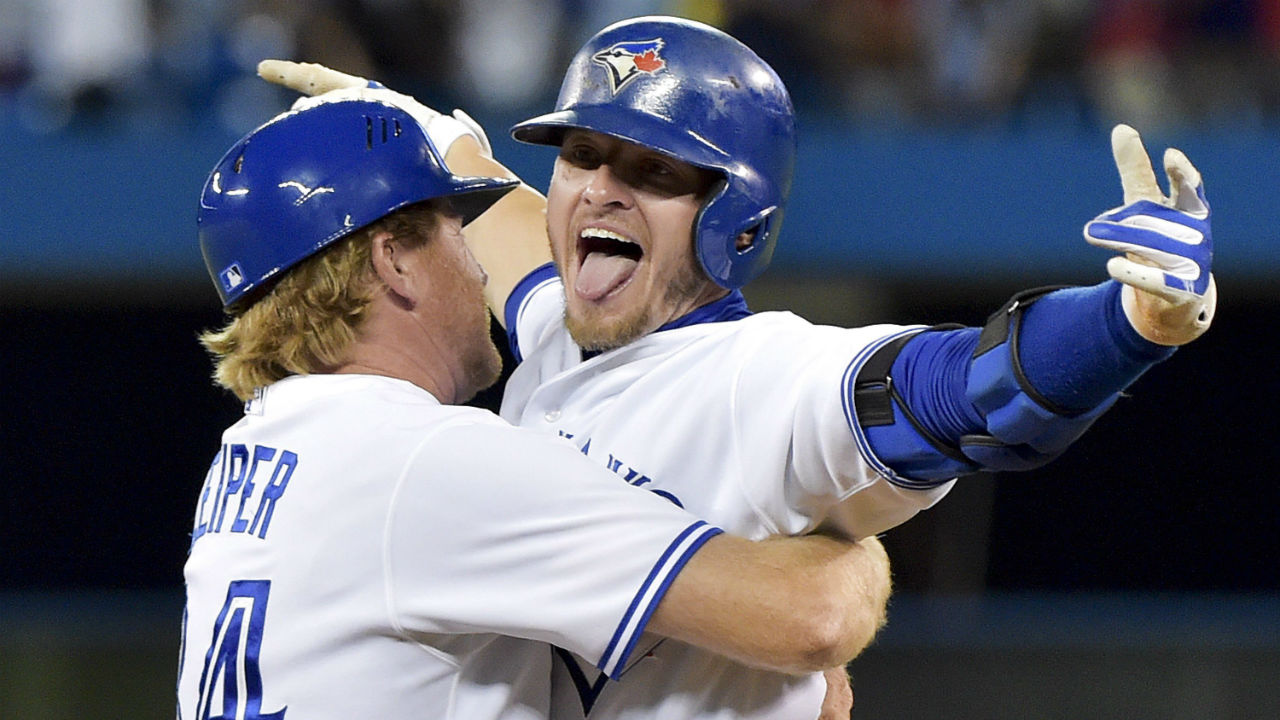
[651,532,891,674]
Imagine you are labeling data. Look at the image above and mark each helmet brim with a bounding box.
[511,107,732,173]
[444,176,520,226]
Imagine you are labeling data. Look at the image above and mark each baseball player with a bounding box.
[179,92,894,720]
[258,14,1216,719]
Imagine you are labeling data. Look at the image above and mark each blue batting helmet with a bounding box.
[511,16,796,289]
[199,96,518,311]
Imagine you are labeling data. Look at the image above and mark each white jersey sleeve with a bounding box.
[388,417,719,679]
[729,318,955,538]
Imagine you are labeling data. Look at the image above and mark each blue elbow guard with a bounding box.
[961,287,1117,470]
[852,331,981,488]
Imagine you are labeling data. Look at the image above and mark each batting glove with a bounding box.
[256,59,493,158]
[1083,124,1216,345]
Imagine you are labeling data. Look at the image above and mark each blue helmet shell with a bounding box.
[199,98,518,311]
[511,16,796,289]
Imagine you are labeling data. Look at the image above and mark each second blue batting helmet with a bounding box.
[511,15,797,289]
[199,95,518,311]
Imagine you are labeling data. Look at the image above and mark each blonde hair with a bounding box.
[199,200,444,401]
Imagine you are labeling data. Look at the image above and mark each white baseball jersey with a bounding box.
[500,268,954,720]
[178,373,721,720]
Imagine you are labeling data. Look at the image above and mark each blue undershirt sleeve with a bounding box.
[1017,281,1176,412]
[892,280,1177,448]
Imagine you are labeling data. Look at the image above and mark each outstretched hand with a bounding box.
[1083,124,1216,346]
[256,59,493,158]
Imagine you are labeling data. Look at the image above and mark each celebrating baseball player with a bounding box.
[179,92,896,720]
[258,12,1216,720]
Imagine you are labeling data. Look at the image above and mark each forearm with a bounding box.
[446,137,553,320]
[1015,281,1175,411]
[647,532,891,674]
[899,281,1172,427]
[857,281,1180,480]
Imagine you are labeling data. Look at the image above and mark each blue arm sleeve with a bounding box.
[888,327,985,443]
[888,280,1176,460]
[1017,281,1175,412]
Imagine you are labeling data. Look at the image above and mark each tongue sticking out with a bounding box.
[575,252,638,301]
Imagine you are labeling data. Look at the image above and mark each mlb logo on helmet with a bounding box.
[220,264,245,292]
[591,39,666,94]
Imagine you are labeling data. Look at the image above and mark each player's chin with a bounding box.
[458,342,504,402]
[565,303,652,352]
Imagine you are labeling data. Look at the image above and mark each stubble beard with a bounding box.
[457,335,503,403]
[561,248,712,353]
[446,263,504,403]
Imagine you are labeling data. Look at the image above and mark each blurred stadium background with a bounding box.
[1,1,1277,717]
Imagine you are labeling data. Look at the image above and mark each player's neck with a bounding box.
[334,304,459,403]
[332,354,455,404]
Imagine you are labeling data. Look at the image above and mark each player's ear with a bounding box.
[735,229,756,252]
[369,230,418,306]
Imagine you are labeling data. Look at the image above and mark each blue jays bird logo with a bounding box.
[591,39,666,93]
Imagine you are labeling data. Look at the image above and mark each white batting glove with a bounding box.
[1083,124,1216,345]
[256,59,493,158]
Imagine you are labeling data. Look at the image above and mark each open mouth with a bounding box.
[574,228,643,301]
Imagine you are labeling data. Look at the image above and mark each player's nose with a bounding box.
[581,163,634,209]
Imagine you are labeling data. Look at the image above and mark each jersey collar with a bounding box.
[655,290,752,333]
[581,291,751,361]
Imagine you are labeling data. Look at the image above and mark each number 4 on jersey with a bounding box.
[195,580,287,720]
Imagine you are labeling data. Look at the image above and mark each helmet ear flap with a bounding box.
[729,204,783,285]
[695,187,783,289]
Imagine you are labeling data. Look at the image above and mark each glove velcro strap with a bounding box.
[964,286,1117,469]
[852,328,979,486]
